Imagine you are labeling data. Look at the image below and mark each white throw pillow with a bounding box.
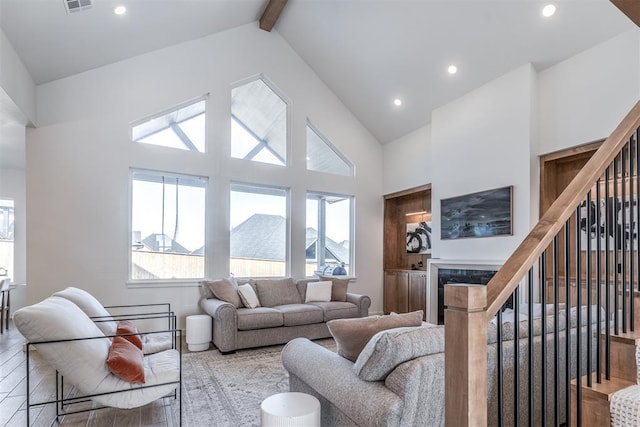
[305,281,332,303]
[238,283,261,308]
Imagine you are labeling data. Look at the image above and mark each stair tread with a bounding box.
[572,374,636,401]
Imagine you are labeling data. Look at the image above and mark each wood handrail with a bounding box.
[485,100,640,317]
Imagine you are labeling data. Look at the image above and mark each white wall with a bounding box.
[382,124,431,195]
[0,28,36,125]
[28,23,385,320]
[538,30,640,156]
[0,166,27,313]
[430,64,535,261]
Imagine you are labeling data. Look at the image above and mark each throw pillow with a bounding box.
[327,310,423,362]
[319,275,349,302]
[116,320,143,350]
[354,324,444,381]
[238,283,261,308]
[255,278,301,307]
[305,281,332,303]
[106,336,145,384]
[205,278,243,308]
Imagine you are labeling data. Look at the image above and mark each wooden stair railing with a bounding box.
[444,100,640,427]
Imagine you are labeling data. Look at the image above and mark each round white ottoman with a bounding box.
[186,314,211,352]
[261,392,320,427]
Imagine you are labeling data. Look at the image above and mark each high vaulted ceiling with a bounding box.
[0,0,636,146]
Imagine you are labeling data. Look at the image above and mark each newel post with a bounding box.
[444,284,488,427]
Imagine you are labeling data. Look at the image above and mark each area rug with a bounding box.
[181,339,336,427]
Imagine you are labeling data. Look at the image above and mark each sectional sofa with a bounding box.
[282,305,600,426]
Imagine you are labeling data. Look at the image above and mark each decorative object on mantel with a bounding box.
[440,186,513,240]
[406,221,432,254]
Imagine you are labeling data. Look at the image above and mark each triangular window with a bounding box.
[132,98,206,152]
[306,121,353,176]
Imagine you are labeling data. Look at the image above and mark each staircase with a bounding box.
[442,96,640,426]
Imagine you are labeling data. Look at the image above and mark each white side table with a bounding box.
[186,314,211,352]
[261,392,320,426]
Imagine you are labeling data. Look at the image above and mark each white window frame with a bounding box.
[130,95,208,153]
[230,73,291,167]
[306,191,354,277]
[128,168,208,284]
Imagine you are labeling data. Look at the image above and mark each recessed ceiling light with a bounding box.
[447,65,458,75]
[114,5,126,15]
[542,4,556,17]
[393,98,403,107]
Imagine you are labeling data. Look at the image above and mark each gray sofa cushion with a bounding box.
[309,301,360,321]
[204,278,243,308]
[237,307,283,330]
[354,325,445,381]
[274,304,324,326]
[256,278,302,307]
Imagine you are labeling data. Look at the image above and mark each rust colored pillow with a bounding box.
[106,336,145,384]
[327,311,423,362]
[117,320,143,350]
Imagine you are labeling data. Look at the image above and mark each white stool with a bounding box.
[261,392,320,427]
[186,314,211,352]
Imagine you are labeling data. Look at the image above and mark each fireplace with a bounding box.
[427,259,503,324]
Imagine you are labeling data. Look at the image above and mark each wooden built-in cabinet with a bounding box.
[383,270,427,319]
[383,185,431,321]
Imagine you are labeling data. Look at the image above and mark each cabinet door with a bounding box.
[409,272,427,320]
[384,271,409,314]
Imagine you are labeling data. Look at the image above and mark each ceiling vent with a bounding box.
[63,0,92,14]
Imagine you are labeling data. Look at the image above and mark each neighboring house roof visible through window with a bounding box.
[141,233,191,254]
[229,213,348,263]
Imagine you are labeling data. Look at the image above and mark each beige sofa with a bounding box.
[199,277,370,353]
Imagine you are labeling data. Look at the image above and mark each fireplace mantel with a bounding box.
[426,259,504,324]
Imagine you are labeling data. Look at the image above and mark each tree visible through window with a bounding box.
[306,192,352,276]
[230,183,288,277]
[231,77,288,166]
[130,170,206,280]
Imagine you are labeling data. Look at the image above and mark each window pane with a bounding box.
[306,193,352,276]
[231,78,287,166]
[306,123,352,176]
[131,171,206,280]
[230,183,288,277]
[132,99,206,153]
[0,199,14,278]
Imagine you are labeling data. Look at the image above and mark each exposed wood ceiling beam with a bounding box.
[259,0,288,32]
[611,0,640,27]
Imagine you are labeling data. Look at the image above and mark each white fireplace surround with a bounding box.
[426,259,504,324]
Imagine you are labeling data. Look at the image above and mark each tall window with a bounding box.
[0,199,14,278]
[130,170,207,280]
[231,77,288,166]
[131,98,206,152]
[306,192,353,276]
[230,183,288,277]
[306,121,353,176]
